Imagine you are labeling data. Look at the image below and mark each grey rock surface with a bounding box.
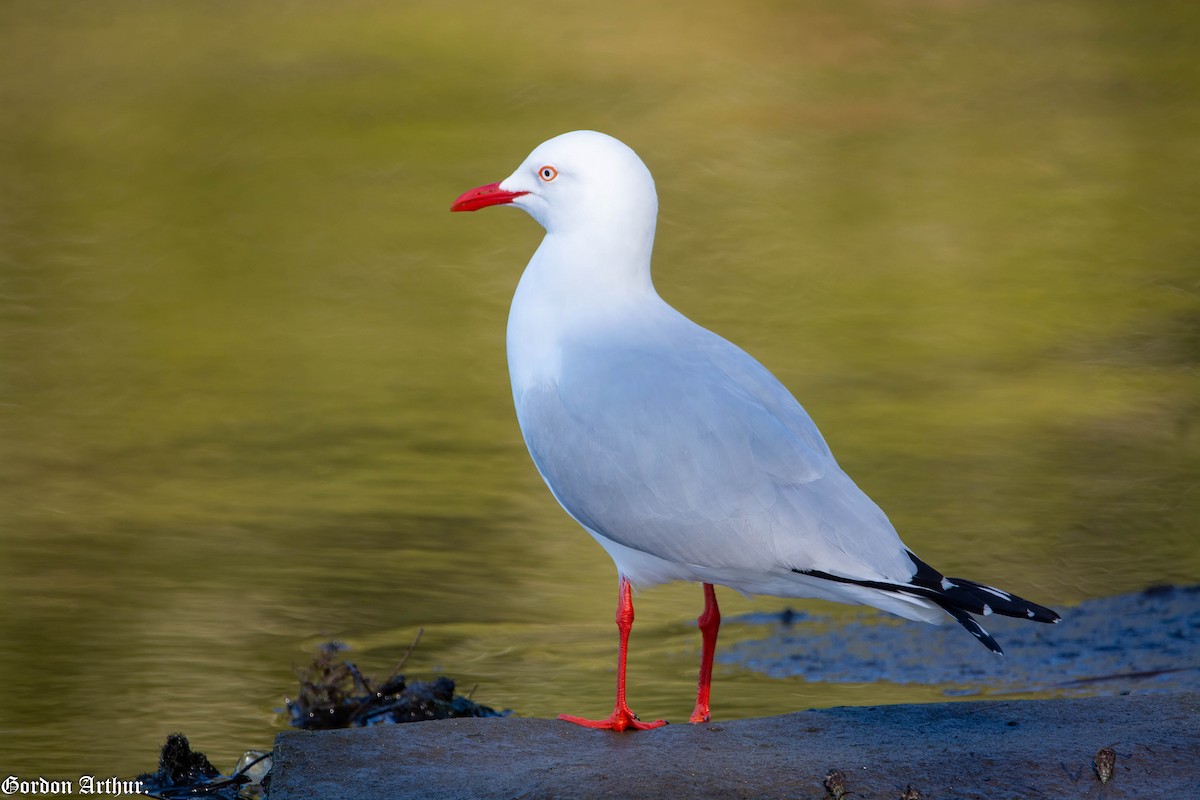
[725,585,1200,696]
[270,692,1198,799]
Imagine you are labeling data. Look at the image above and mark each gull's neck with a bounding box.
[507,227,665,393]
[519,226,658,312]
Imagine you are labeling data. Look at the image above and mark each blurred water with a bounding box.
[1,0,1198,780]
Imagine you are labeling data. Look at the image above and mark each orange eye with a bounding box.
[538,165,558,182]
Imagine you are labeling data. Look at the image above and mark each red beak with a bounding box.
[450,182,529,212]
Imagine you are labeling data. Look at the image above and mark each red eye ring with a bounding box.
[538,165,558,182]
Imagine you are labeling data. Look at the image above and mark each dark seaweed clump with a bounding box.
[137,733,269,800]
[136,638,506,797]
[286,640,507,730]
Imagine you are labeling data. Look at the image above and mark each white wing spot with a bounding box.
[977,585,1013,601]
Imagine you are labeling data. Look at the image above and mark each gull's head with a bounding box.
[451,131,657,239]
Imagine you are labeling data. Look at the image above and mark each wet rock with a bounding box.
[723,585,1200,697]
[269,692,1200,799]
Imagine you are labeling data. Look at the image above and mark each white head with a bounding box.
[452,130,658,246]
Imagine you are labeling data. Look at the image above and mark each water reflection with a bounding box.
[1,0,1198,780]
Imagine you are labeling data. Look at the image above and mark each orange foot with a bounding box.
[688,704,710,724]
[559,706,667,732]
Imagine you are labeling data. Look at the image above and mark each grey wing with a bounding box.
[515,329,916,583]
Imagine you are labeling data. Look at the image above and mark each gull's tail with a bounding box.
[794,551,1061,654]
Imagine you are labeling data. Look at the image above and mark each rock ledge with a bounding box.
[271,692,1198,799]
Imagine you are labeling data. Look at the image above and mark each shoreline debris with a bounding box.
[285,637,508,730]
[135,635,508,797]
[137,733,270,800]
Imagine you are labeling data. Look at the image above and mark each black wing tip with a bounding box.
[950,577,1062,625]
[795,555,1061,653]
[905,551,1061,624]
[939,603,1004,654]
[1028,604,1063,625]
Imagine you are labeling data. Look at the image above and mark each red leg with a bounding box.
[558,575,667,731]
[689,582,720,723]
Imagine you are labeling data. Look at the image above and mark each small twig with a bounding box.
[391,627,424,679]
[1056,666,1198,687]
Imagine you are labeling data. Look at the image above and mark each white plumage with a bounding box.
[452,130,1058,729]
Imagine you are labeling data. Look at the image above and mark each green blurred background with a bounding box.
[1,0,1197,779]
